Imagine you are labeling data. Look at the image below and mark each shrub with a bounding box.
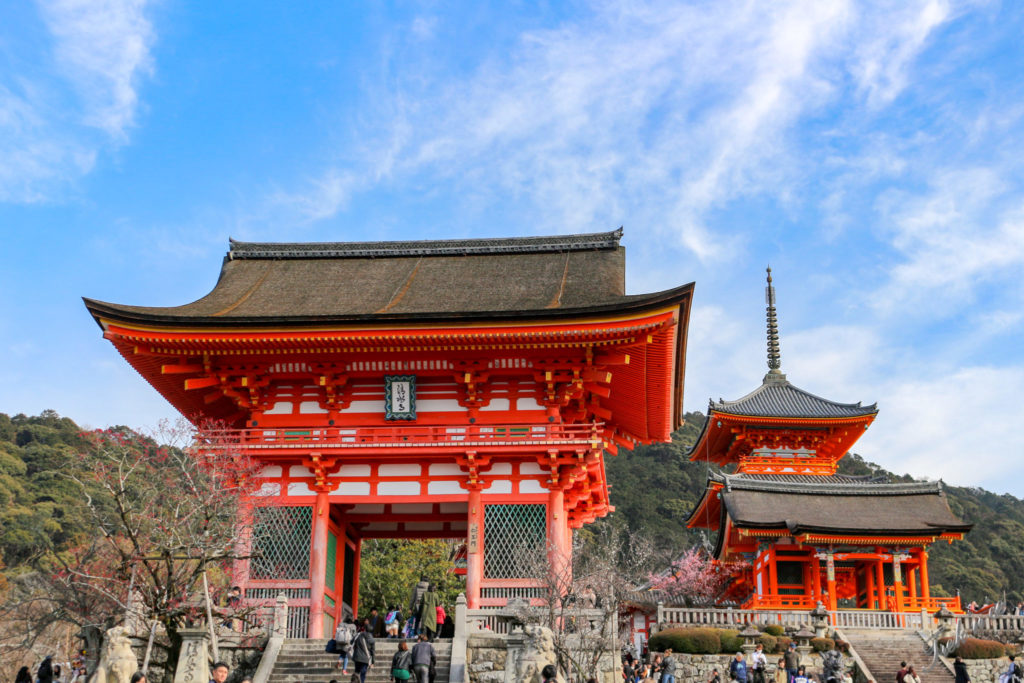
[810,637,835,653]
[956,638,1007,659]
[762,625,785,637]
[649,627,721,654]
[720,628,743,653]
[759,634,778,653]
[776,637,793,654]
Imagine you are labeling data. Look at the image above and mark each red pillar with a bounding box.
[825,551,837,612]
[233,499,254,597]
[466,487,483,608]
[865,562,875,609]
[351,537,362,617]
[875,558,886,610]
[920,550,931,602]
[548,487,570,597]
[811,553,822,604]
[308,490,330,638]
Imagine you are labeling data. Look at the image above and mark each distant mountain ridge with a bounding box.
[1,410,1022,605]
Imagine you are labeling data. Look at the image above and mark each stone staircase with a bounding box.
[267,638,452,683]
[842,630,954,683]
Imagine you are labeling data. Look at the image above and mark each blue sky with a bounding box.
[2,1,1023,494]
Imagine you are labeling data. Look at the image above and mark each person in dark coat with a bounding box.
[38,656,55,683]
[419,584,440,641]
[351,624,376,683]
[15,667,32,683]
[953,656,970,683]
[408,577,429,635]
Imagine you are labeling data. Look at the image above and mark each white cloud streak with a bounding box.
[0,0,154,201]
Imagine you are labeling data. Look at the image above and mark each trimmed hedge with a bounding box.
[649,627,721,654]
[776,637,793,654]
[759,634,778,654]
[763,625,785,637]
[721,629,743,653]
[810,637,835,653]
[956,638,1010,659]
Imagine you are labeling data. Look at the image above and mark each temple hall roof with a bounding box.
[692,471,972,539]
[84,228,694,326]
[709,373,878,419]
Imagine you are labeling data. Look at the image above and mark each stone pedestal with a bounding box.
[174,628,211,683]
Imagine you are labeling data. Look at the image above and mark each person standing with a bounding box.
[391,640,413,682]
[904,666,920,683]
[775,660,788,683]
[411,634,436,683]
[408,576,430,635]
[420,584,440,641]
[660,649,677,683]
[16,667,32,683]
[209,662,229,683]
[784,643,799,683]
[751,643,768,683]
[38,656,55,683]
[336,617,357,673]
[953,656,970,683]
[896,662,908,683]
[351,625,375,683]
[730,652,748,683]
[542,665,558,683]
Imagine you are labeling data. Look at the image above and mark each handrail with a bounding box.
[197,422,604,452]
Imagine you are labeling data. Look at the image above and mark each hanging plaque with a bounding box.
[385,375,417,420]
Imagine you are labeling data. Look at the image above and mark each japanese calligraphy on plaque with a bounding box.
[385,375,417,420]
[468,522,479,553]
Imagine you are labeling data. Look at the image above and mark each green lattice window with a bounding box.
[250,506,312,580]
[484,504,546,579]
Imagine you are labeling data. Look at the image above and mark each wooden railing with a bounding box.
[744,594,821,610]
[899,596,961,612]
[198,422,603,455]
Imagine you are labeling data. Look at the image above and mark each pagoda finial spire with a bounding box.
[765,266,784,378]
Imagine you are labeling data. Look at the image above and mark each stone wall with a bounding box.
[666,653,837,683]
[957,656,1015,683]
[467,632,510,683]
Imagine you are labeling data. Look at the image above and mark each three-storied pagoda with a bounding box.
[85,228,693,637]
[687,270,971,612]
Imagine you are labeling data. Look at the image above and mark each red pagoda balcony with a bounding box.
[197,422,605,458]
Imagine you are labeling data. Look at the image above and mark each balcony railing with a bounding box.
[197,422,603,456]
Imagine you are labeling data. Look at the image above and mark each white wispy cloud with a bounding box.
[282,0,955,263]
[0,0,154,201]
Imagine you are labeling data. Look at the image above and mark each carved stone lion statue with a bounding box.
[93,626,138,683]
[516,624,557,683]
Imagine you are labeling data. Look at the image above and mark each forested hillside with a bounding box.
[2,409,1023,605]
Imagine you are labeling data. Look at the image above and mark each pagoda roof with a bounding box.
[688,472,972,549]
[710,373,878,419]
[84,228,693,326]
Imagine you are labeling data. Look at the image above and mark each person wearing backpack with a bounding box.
[335,617,357,674]
[391,640,413,682]
[351,624,375,683]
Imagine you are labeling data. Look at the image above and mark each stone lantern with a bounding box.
[793,626,816,666]
[809,602,830,639]
[934,605,955,639]
[740,625,762,654]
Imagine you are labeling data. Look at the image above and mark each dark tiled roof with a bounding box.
[710,373,877,419]
[737,473,889,486]
[228,229,624,259]
[710,471,938,495]
[84,229,693,325]
[711,472,972,535]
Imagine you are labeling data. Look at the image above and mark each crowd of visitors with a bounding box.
[14,654,90,683]
[623,641,851,683]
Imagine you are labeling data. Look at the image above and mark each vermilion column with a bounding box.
[308,490,330,638]
[351,537,362,616]
[466,488,483,608]
[548,487,570,596]
[920,550,931,602]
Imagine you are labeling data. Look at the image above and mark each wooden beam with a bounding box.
[184,376,221,390]
[162,363,204,374]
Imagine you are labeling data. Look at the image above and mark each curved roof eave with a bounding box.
[82,282,695,330]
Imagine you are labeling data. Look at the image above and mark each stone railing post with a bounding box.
[253,594,290,683]
[656,601,664,634]
[273,593,289,639]
[173,628,211,683]
[450,593,468,683]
